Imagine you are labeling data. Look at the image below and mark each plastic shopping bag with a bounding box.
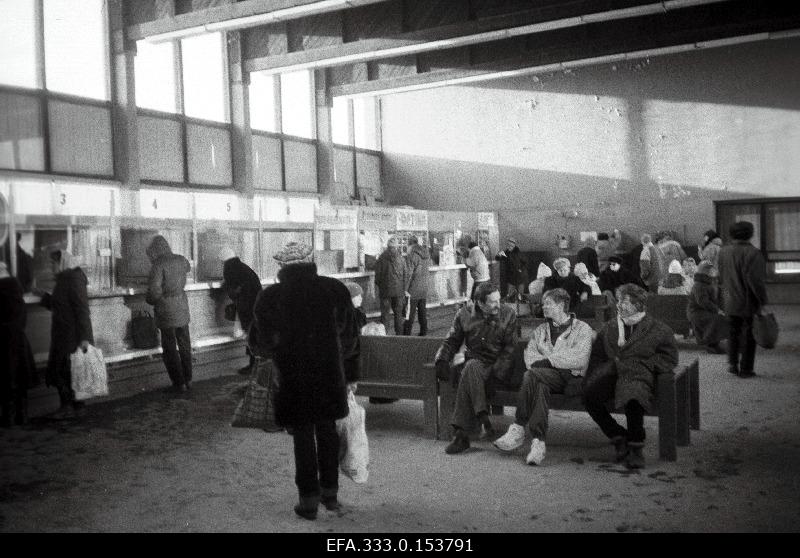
[70,345,109,400]
[336,391,369,483]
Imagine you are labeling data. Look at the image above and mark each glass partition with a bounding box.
[117,226,194,287]
[260,229,313,281]
[196,225,259,282]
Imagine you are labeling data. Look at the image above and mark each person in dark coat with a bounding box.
[544,258,590,312]
[576,238,600,277]
[249,241,360,521]
[495,237,528,300]
[220,247,262,374]
[145,235,192,392]
[344,282,368,333]
[34,250,94,418]
[625,242,645,287]
[16,233,34,293]
[403,235,430,336]
[583,283,678,469]
[374,236,407,335]
[687,261,728,354]
[598,256,638,302]
[1,262,36,426]
[718,221,768,378]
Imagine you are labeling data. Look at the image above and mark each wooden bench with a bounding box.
[356,335,444,438]
[437,339,700,461]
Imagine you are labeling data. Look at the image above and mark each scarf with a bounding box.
[617,311,646,346]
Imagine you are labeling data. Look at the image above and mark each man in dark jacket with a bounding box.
[1,262,36,426]
[583,283,678,469]
[15,233,34,293]
[374,236,407,335]
[544,258,590,311]
[718,221,768,378]
[576,238,600,277]
[435,283,518,454]
[146,235,192,392]
[250,241,360,520]
[495,237,528,300]
[403,235,430,336]
[220,248,262,374]
[598,256,639,301]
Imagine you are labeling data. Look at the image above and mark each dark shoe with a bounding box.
[625,442,645,470]
[737,369,756,378]
[369,397,398,404]
[294,496,319,520]
[321,496,341,511]
[727,365,739,375]
[610,435,629,462]
[445,430,470,454]
[237,365,251,375]
[705,344,725,354]
[479,421,496,441]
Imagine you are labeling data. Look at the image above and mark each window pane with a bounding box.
[182,32,227,122]
[44,0,108,100]
[48,100,113,176]
[718,204,760,249]
[280,70,314,139]
[135,40,177,113]
[0,0,38,88]
[766,203,800,251]
[0,92,45,171]
[354,97,378,150]
[249,71,277,132]
[331,97,350,145]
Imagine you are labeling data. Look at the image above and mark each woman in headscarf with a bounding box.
[528,262,552,299]
[1,262,36,426]
[35,249,94,418]
[697,230,723,270]
[658,260,689,295]
[687,261,728,354]
[573,262,602,295]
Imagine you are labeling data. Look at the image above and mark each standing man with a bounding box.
[146,235,192,393]
[250,242,360,520]
[493,288,593,465]
[465,240,491,301]
[435,283,517,454]
[15,233,34,293]
[374,236,406,335]
[718,221,768,378]
[403,235,430,336]
[495,237,528,301]
[220,247,262,374]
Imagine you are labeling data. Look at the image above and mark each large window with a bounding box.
[135,40,177,113]
[280,70,314,139]
[0,0,38,89]
[181,33,228,123]
[249,72,278,132]
[353,97,379,150]
[331,97,351,145]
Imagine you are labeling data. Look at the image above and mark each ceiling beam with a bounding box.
[329,27,800,98]
[244,0,730,74]
[126,0,393,43]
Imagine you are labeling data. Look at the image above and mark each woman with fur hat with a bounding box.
[598,256,638,301]
[687,261,728,354]
[658,260,689,295]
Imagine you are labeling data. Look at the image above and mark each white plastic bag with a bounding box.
[335,391,369,483]
[70,345,109,400]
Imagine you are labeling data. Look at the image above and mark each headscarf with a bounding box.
[667,260,682,275]
[536,262,552,279]
[49,249,81,273]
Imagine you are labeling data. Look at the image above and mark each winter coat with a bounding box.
[524,317,594,377]
[222,257,262,332]
[435,302,517,384]
[657,240,687,269]
[374,248,406,299]
[598,266,639,297]
[576,247,600,277]
[466,246,490,282]
[596,236,619,272]
[405,244,430,299]
[1,277,37,398]
[626,244,644,284]
[16,246,34,293]
[687,273,728,345]
[249,262,360,426]
[699,237,723,268]
[496,245,528,286]
[543,273,591,311]
[146,240,191,329]
[657,274,689,295]
[40,268,94,387]
[718,240,768,317]
[587,315,678,412]
[639,244,666,291]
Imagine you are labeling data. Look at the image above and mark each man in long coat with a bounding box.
[374,236,407,335]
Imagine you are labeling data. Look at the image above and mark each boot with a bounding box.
[294,495,320,520]
[625,442,645,470]
[445,429,470,454]
[610,435,628,462]
[321,487,340,511]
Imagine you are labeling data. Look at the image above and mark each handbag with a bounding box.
[131,310,159,349]
[224,303,237,322]
[231,357,281,432]
[752,312,779,349]
[335,391,369,483]
[70,345,109,400]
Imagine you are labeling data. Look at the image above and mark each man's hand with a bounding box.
[347,382,358,394]
[79,340,90,353]
[31,288,47,297]
[435,360,450,382]
[580,292,589,301]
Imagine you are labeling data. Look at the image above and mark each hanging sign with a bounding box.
[396,208,428,231]
[359,206,396,230]
[139,189,192,219]
[53,183,113,217]
[194,192,240,221]
[315,206,357,230]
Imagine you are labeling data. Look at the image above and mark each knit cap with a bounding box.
[273,241,313,264]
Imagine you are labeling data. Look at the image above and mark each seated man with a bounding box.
[493,288,594,465]
[544,258,591,312]
[583,284,678,470]
[435,283,517,454]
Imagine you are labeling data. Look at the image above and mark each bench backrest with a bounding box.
[646,294,690,335]
[359,335,444,386]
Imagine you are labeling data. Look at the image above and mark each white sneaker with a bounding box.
[526,438,546,465]
[493,423,526,452]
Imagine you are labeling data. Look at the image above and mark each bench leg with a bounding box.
[689,360,700,430]
[657,374,678,461]
[423,396,438,440]
[438,382,456,441]
[675,372,690,447]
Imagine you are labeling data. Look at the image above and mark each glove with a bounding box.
[531,359,552,369]
[435,360,450,382]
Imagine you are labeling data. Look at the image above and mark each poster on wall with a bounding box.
[396,208,428,231]
[359,206,396,230]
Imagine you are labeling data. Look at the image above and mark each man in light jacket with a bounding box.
[493,288,594,465]
[403,235,430,336]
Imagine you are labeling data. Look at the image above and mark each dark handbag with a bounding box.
[231,357,281,432]
[224,303,237,322]
[131,310,159,349]
[752,312,779,349]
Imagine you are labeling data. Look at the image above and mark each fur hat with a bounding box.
[553,257,570,271]
[345,282,363,299]
[668,259,683,274]
[609,255,623,265]
[273,241,313,265]
[730,221,754,240]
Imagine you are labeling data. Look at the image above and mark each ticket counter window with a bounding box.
[260,230,312,280]
[197,228,259,282]
[118,228,194,287]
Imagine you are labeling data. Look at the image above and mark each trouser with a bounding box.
[380,297,405,335]
[403,298,428,336]
[160,326,193,386]
[514,367,573,441]
[451,359,497,431]
[728,315,756,372]
[470,280,489,301]
[241,318,256,368]
[291,420,340,498]
[583,371,646,443]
